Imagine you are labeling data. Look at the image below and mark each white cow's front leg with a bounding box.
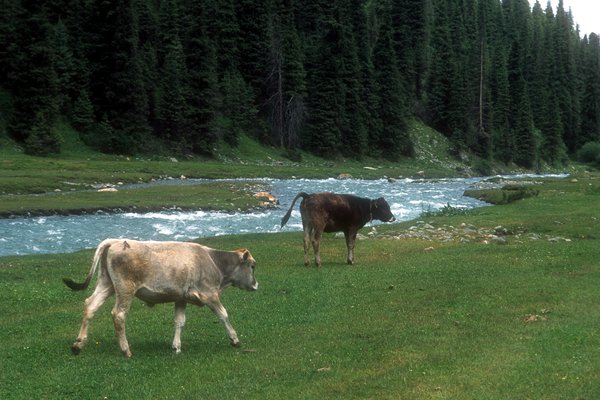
[206,298,240,347]
[172,301,187,353]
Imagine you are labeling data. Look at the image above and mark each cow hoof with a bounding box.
[230,340,241,348]
[71,345,81,355]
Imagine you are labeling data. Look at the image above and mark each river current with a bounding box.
[0,175,560,256]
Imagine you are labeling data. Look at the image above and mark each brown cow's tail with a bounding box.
[62,239,115,291]
[280,192,309,227]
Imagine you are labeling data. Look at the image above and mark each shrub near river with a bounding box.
[0,173,598,399]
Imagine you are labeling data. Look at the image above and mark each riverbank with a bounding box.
[0,180,275,218]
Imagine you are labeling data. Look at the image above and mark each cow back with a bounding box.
[301,193,371,232]
[105,240,222,303]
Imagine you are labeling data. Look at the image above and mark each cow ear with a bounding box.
[242,249,250,260]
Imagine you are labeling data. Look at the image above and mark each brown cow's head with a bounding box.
[232,249,259,291]
[372,197,395,222]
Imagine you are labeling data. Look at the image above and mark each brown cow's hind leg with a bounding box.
[303,226,311,266]
[312,229,323,267]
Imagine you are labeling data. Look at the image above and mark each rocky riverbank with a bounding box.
[357,220,572,246]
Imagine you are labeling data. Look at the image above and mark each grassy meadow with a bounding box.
[1,173,599,399]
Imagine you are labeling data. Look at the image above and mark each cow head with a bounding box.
[372,197,396,222]
[232,249,259,291]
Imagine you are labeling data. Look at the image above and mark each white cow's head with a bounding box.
[232,249,258,291]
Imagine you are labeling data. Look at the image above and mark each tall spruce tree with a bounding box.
[85,0,150,154]
[303,7,344,157]
[372,0,413,160]
[7,1,61,154]
[182,0,221,155]
[155,0,191,150]
[391,0,432,106]
[579,33,600,144]
[553,0,580,153]
[266,0,307,150]
[336,0,368,159]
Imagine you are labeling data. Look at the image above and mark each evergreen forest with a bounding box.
[1,0,600,168]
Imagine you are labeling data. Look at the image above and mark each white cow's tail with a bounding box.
[62,239,115,291]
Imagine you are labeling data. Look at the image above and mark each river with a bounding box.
[0,175,561,256]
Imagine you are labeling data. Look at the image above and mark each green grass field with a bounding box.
[1,174,598,399]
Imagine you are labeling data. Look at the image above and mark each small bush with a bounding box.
[472,158,493,176]
[577,142,600,166]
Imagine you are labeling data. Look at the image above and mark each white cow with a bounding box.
[63,239,258,358]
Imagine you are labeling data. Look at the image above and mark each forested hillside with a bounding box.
[1,0,599,168]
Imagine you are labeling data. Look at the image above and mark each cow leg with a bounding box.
[172,301,187,354]
[303,225,311,266]
[72,276,114,355]
[205,295,240,347]
[345,229,358,265]
[111,293,134,358]
[312,229,323,267]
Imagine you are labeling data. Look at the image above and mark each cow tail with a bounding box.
[62,239,113,291]
[280,192,309,227]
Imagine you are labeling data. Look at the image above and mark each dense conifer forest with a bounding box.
[1,0,599,167]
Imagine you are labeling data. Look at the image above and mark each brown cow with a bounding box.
[280,192,395,266]
[63,239,258,358]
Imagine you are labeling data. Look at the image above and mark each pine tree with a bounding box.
[7,1,60,154]
[426,0,454,135]
[361,0,384,156]
[336,0,368,159]
[85,0,150,154]
[71,89,94,132]
[266,1,307,150]
[553,0,581,153]
[391,0,432,105]
[182,0,221,155]
[48,19,77,114]
[511,73,537,168]
[236,0,272,97]
[155,0,191,150]
[491,47,514,163]
[579,33,600,144]
[372,0,413,160]
[159,39,190,148]
[221,68,258,146]
[25,110,61,156]
[303,1,345,157]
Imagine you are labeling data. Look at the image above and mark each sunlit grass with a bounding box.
[1,235,598,399]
